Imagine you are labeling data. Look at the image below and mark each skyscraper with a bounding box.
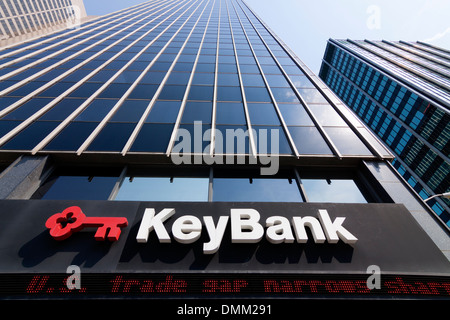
[319,39,450,227]
[0,1,448,300]
[0,0,87,45]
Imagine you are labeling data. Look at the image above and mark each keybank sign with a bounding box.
[136,208,358,254]
[46,206,358,254]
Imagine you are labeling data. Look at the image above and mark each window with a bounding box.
[278,104,314,126]
[86,123,135,151]
[302,178,368,203]
[248,103,279,125]
[324,127,372,156]
[2,121,59,150]
[75,99,118,122]
[129,123,174,152]
[217,86,242,102]
[128,84,158,100]
[35,175,118,200]
[213,175,302,202]
[288,126,332,155]
[216,102,246,125]
[309,104,347,126]
[181,101,212,123]
[188,85,213,101]
[145,101,181,123]
[44,122,98,151]
[110,100,148,122]
[115,176,208,201]
[244,87,271,102]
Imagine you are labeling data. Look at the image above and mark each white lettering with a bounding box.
[265,216,294,244]
[292,216,326,243]
[172,215,202,244]
[203,216,229,254]
[135,208,358,251]
[230,209,264,243]
[136,208,175,243]
[318,209,358,244]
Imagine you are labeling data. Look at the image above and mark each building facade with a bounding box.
[0,1,449,300]
[0,0,87,45]
[320,39,450,227]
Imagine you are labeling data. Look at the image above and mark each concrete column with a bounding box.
[0,155,53,199]
[363,160,450,261]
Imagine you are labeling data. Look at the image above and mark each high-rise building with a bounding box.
[319,39,450,227]
[0,1,448,301]
[0,0,87,45]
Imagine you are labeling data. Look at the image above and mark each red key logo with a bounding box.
[45,206,128,241]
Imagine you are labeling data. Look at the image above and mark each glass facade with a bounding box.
[0,1,397,209]
[320,39,450,225]
[0,0,386,160]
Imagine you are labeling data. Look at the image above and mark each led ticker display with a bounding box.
[1,273,449,299]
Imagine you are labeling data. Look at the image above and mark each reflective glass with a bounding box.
[298,88,328,104]
[129,123,174,152]
[248,103,280,125]
[1,121,59,150]
[2,98,53,120]
[44,122,98,151]
[244,87,271,102]
[324,127,372,155]
[75,99,118,121]
[87,123,135,151]
[302,179,368,203]
[110,100,148,122]
[213,177,302,202]
[39,99,84,121]
[181,101,212,123]
[278,104,314,126]
[115,177,208,201]
[217,86,242,102]
[188,85,213,101]
[288,126,332,155]
[145,101,181,123]
[128,84,158,100]
[216,102,246,125]
[158,85,187,100]
[41,176,117,200]
[310,104,347,126]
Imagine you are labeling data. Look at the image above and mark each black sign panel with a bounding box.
[0,200,449,299]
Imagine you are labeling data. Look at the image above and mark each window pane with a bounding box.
[288,126,332,155]
[213,177,302,202]
[244,87,271,102]
[45,122,98,151]
[324,127,372,155]
[248,103,280,125]
[145,101,181,123]
[216,102,246,125]
[75,99,118,121]
[129,123,174,152]
[110,100,148,122]
[188,85,213,101]
[278,104,314,126]
[87,123,135,151]
[302,179,368,203]
[181,101,212,123]
[1,121,59,150]
[39,99,84,121]
[40,176,117,200]
[115,177,208,201]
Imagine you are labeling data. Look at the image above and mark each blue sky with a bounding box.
[84,0,450,73]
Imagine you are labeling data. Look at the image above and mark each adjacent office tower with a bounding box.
[0,0,87,44]
[320,39,450,227]
[0,1,449,300]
